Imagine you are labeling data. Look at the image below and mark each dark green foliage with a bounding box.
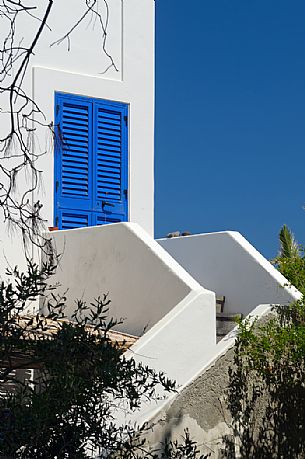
[226,228,305,458]
[112,428,209,459]
[278,224,299,259]
[0,261,181,458]
[276,247,305,295]
[273,224,305,295]
[227,307,305,458]
[158,430,208,459]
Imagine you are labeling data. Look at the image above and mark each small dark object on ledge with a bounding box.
[166,231,181,238]
[181,231,191,236]
[166,231,191,238]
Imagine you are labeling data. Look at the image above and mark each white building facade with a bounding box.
[0,4,300,457]
[0,0,155,272]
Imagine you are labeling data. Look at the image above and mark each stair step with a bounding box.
[216,313,242,341]
[216,295,225,314]
[216,312,242,321]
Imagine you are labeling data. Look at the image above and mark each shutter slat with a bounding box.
[97,145,121,153]
[98,139,121,148]
[98,173,120,180]
[61,211,90,229]
[98,166,120,174]
[62,131,88,139]
[63,103,88,111]
[63,167,88,175]
[63,157,88,164]
[98,185,120,192]
[63,138,88,147]
[63,113,88,121]
[63,180,87,186]
[62,126,88,134]
[63,107,88,115]
[63,150,88,157]
[98,113,121,123]
[98,153,121,161]
[100,111,121,121]
[99,191,119,198]
[63,134,88,142]
[99,122,121,131]
[63,120,88,128]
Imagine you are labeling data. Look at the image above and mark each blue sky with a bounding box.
[154,0,305,259]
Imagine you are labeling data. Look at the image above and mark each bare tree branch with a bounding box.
[0,0,116,257]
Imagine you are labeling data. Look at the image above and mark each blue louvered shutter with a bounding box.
[54,93,128,229]
[58,209,93,230]
[54,94,93,229]
[93,101,128,223]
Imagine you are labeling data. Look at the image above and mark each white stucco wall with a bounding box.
[43,223,214,337]
[0,0,155,275]
[158,231,301,317]
[117,288,216,429]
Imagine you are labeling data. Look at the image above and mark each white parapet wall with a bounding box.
[158,231,301,317]
[43,223,216,337]
[118,287,216,429]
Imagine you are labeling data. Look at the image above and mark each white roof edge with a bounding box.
[157,230,240,242]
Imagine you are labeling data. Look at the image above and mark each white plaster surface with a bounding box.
[43,223,209,336]
[121,288,216,427]
[129,289,216,383]
[18,0,123,81]
[0,0,155,276]
[158,231,301,317]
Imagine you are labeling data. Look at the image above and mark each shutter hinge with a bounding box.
[56,181,59,192]
[124,115,128,126]
[123,189,128,198]
[55,216,59,227]
[56,104,60,116]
